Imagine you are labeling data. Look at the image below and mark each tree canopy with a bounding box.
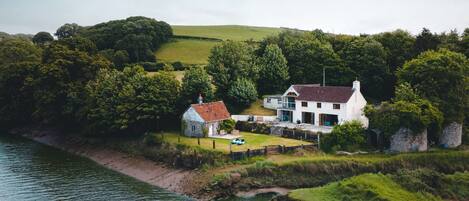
[180,67,214,106]
[257,44,289,95]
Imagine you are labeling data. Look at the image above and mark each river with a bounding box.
[0,134,276,201]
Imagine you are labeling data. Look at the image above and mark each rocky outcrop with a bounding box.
[440,122,462,148]
[390,128,427,152]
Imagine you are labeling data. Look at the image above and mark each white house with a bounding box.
[182,100,231,137]
[276,81,368,130]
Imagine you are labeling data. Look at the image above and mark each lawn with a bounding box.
[288,173,439,201]
[155,38,219,64]
[160,132,311,153]
[172,25,285,41]
[239,99,276,116]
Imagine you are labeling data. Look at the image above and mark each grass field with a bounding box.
[239,99,276,116]
[146,70,185,81]
[155,39,219,64]
[288,173,438,201]
[160,132,311,153]
[172,25,285,41]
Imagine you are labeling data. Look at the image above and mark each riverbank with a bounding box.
[10,127,211,200]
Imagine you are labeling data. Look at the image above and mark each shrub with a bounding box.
[171,61,185,71]
[219,118,236,133]
[321,120,366,152]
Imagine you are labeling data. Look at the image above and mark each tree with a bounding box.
[55,23,82,39]
[460,28,469,58]
[32,32,54,45]
[34,40,110,124]
[258,44,289,95]
[413,28,441,56]
[397,49,469,125]
[227,78,258,107]
[180,67,214,106]
[85,66,180,135]
[0,38,41,66]
[321,120,366,152]
[438,29,461,52]
[207,41,258,98]
[373,30,415,72]
[260,31,353,86]
[340,37,392,101]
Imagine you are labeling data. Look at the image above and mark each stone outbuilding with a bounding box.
[181,100,231,137]
[390,128,428,152]
[440,122,463,148]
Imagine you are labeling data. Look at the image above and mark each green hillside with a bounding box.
[155,25,286,65]
[172,25,285,41]
[155,39,218,64]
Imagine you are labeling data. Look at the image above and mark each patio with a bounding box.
[272,122,333,133]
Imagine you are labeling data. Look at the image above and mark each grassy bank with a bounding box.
[211,150,469,195]
[239,99,276,116]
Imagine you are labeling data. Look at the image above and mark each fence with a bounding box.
[231,115,277,122]
[229,144,317,160]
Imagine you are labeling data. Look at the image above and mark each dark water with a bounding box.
[0,134,192,201]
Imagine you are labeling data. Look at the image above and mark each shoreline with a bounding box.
[11,127,206,200]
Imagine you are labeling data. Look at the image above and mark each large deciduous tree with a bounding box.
[340,37,392,101]
[206,41,258,98]
[227,78,258,107]
[55,23,82,39]
[257,44,289,95]
[413,28,441,56]
[397,49,469,125]
[181,67,214,106]
[32,32,54,45]
[85,66,180,135]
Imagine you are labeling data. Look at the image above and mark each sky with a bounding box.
[1,0,468,35]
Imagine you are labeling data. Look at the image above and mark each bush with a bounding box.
[136,62,165,72]
[171,61,185,71]
[219,118,236,133]
[321,120,366,152]
[143,133,163,146]
[235,121,271,134]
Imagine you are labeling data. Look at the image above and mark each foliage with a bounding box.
[227,78,258,107]
[397,49,469,124]
[32,32,54,45]
[257,44,289,95]
[84,66,180,135]
[55,23,82,39]
[393,82,420,102]
[373,29,415,71]
[321,120,366,152]
[76,16,172,63]
[365,99,443,144]
[260,31,353,86]
[0,38,42,66]
[207,41,259,98]
[219,118,236,133]
[180,67,214,106]
[413,28,441,56]
[340,36,393,100]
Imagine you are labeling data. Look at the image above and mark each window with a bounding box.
[267,98,271,103]
[191,125,196,132]
[301,102,308,107]
[317,103,322,108]
[333,104,340,109]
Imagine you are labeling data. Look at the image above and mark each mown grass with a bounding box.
[239,99,276,116]
[289,173,439,201]
[155,38,219,64]
[159,131,311,153]
[172,25,285,41]
[147,70,185,81]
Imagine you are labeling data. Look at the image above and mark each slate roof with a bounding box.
[191,101,230,122]
[292,84,354,103]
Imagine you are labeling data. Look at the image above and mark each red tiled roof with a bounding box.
[191,101,230,122]
[293,85,354,103]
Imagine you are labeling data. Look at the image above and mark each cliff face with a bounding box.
[390,128,427,152]
[440,122,462,148]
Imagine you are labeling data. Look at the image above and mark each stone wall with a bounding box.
[440,122,462,148]
[390,128,427,152]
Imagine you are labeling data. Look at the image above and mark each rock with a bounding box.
[230,173,241,183]
[336,151,353,155]
[390,128,427,152]
[440,122,462,148]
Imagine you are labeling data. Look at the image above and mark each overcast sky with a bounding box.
[1,0,468,35]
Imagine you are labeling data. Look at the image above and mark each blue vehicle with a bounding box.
[231,138,246,145]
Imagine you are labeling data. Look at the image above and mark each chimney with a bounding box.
[353,80,360,92]
[198,94,203,104]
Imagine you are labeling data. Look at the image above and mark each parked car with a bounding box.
[231,138,246,145]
